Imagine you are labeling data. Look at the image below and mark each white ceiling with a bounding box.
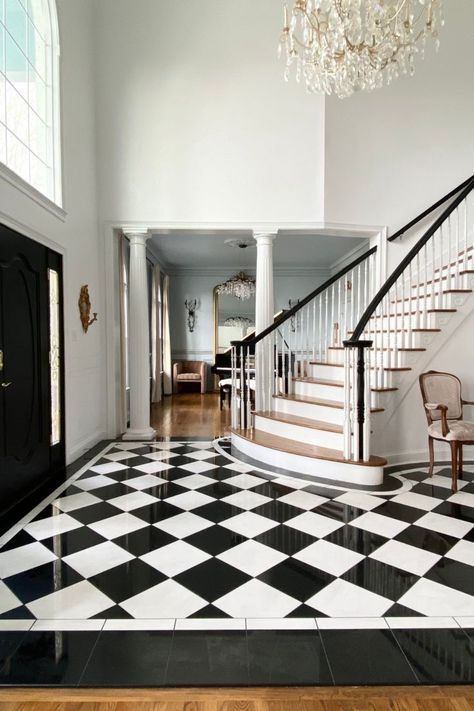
[148,229,370,272]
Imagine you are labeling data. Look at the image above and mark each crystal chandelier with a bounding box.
[224,317,255,327]
[279,0,444,98]
[216,272,256,301]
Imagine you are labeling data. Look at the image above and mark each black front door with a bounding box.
[0,224,65,516]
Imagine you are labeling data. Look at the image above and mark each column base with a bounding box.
[122,427,157,441]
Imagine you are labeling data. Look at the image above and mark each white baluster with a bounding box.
[438,223,444,309]
[352,348,359,461]
[423,244,428,329]
[455,206,460,289]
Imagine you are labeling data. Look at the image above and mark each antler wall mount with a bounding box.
[78,285,98,333]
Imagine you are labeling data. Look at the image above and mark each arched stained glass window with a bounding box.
[0,0,61,204]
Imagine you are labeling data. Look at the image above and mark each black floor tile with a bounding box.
[433,501,474,525]
[41,527,107,556]
[80,631,173,686]
[186,527,246,556]
[113,526,176,556]
[319,629,418,685]
[375,500,427,524]
[392,628,474,683]
[323,526,387,556]
[311,500,364,523]
[175,559,251,602]
[410,483,454,500]
[69,502,122,526]
[166,631,248,686]
[192,501,240,524]
[0,606,35,619]
[247,630,333,685]
[89,483,131,500]
[89,559,166,603]
[0,631,100,685]
[5,562,82,604]
[424,558,474,597]
[342,558,419,601]
[0,632,28,669]
[252,501,302,524]
[253,527,317,556]
[258,559,335,602]
[0,531,37,552]
[189,604,232,618]
[393,524,458,556]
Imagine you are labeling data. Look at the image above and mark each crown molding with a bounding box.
[167,266,330,278]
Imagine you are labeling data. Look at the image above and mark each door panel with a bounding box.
[0,223,64,515]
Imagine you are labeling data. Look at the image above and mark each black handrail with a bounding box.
[347,176,474,344]
[388,175,474,243]
[231,245,377,349]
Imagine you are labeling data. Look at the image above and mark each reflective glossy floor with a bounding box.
[0,439,473,686]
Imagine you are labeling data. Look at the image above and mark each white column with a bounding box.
[254,232,276,412]
[123,231,156,441]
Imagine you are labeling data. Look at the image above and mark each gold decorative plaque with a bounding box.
[78,285,98,333]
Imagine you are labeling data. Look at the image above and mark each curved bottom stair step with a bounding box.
[231,427,386,468]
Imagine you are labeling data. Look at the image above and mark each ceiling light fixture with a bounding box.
[279,0,443,98]
[216,272,256,301]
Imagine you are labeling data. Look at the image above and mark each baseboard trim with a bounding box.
[67,430,108,465]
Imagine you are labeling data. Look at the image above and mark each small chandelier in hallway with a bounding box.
[279,0,443,98]
[216,272,256,301]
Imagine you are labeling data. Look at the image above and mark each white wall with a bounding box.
[0,0,105,462]
[324,0,474,234]
[94,0,325,224]
[378,308,474,464]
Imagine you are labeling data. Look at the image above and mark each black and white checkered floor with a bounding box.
[1,439,474,628]
[0,439,473,686]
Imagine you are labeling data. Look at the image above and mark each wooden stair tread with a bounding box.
[328,346,425,352]
[231,428,387,467]
[348,328,440,334]
[273,393,384,414]
[293,377,344,387]
[372,309,456,317]
[309,361,344,367]
[254,410,343,434]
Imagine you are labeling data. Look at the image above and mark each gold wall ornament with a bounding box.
[78,285,98,333]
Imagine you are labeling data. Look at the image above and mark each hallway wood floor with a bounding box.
[0,686,472,710]
[151,392,230,439]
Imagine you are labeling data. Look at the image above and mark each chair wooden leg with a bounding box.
[428,437,435,477]
[458,444,463,479]
[450,441,458,493]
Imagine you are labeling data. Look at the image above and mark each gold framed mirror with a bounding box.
[213,286,256,358]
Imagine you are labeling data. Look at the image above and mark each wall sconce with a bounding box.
[185,299,198,333]
[78,285,98,333]
[289,298,300,332]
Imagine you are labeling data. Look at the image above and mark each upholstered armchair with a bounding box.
[173,361,207,394]
[419,371,474,492]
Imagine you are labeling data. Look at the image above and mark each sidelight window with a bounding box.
[48,267,60,445]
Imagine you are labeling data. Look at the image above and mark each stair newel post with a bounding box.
[312,298,316,362]
[363,346,371,461]
[343,345,352,459]
[268,331,274,409]
[352,346,360,460]
[239,345,245,430]
[246,345,252,429]
[318,295,323,361]
[324,289,329,364]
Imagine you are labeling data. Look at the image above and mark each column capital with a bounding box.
[253,232,277,246]
[123,230,150,246]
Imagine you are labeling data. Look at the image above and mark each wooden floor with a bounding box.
[151,392,230,439]
[0,686,472,710]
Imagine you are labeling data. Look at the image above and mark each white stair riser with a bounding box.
[294,379,345,402]
[392,292,470,309]
[370,312,453,330]
[411,273,473,292]
[308,364,344,380]
[231,431,384,486]
[328,348,421,368]
[254,415,344,450]
[273,396,345,425]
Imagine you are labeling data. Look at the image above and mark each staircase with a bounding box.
[230,176,474,486]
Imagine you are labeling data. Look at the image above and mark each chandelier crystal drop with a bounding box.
[279,0,444,99]
[216,272,256,301]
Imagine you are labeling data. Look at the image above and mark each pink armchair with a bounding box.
[173,360,207,394]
